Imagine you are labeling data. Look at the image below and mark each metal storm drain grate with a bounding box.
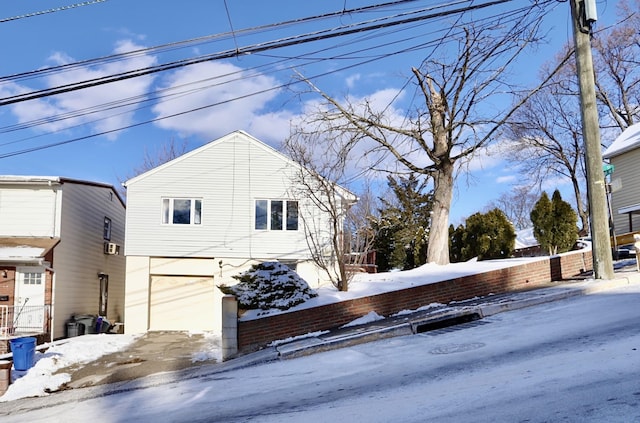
[411,311,483,334]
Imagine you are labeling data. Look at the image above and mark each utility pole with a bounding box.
[569,0,614,279]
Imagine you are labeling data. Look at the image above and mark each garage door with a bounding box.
[149,276,215,331]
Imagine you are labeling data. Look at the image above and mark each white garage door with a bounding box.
[149,276,215,331]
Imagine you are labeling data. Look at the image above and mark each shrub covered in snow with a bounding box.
[219,262,318,310]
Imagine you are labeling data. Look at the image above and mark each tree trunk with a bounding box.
[426,160,454,264]
[570,175,589,235]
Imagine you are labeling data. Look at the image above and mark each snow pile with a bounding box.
[0,334,140,402]
[190,332,223,363]
[341,311,385,328]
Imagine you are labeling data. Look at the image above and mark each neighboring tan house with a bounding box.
[0,176,125,348]
[123,130,357,334]
[603,123,640,236]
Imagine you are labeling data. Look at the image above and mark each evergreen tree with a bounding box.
[530,191,553,253]
[449,224,466,263]
[372,174,433,271]
[219,262,317,310]
[530,190,578,255]
[551,190,578,253]
[458,209,516,261]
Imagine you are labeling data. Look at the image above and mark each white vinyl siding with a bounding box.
[610,148,640,234]
[0,186,60,237]
[53,182,126,339]
[125,132,314,260]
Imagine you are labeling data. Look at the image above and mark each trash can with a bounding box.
[73,315,97,335]
[95,316,111,333]
[66,321,85,338]
[10,337,36,371]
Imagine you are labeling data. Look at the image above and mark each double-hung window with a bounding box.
[162,198,202,225]
[255,199,298,231]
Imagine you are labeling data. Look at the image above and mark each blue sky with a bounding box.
[0,0,619,224]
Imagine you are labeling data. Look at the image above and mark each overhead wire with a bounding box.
[0,1,552,148]
[0,0,434,84]
[0,0,515,106]
[0,0,109,23]
[0,0,559,158]
[0,0,534,138]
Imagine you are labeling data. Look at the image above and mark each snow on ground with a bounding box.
[0,251,590,402]
[3,282,639,422]
[1,334,141,402]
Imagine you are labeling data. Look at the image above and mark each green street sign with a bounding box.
[603,163,615,176]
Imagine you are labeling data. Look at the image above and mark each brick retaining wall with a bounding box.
[238,250,593,353]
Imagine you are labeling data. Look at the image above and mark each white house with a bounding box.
[123,131,357,335]
[603,123,640,235]
[0,176,126,348]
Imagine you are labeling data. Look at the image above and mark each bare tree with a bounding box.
[503,1,640,234]
[343,181,379,274]
[284,131,362,291]
[290,11,550,265]
[505,52,590,233]
[593,0,640,130]
[485,185,539,231]
[118,138,189,198]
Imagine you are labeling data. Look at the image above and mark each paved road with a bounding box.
[4,283,640,422]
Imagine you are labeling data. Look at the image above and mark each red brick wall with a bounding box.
[0,268,16,306]
[238,250,593,352]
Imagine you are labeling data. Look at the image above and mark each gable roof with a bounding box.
[124,131,284,186]
[603,122,640,159]
[124,130,358,202]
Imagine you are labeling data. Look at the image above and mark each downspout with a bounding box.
[48,267,56,342]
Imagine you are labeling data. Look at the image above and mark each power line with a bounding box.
[0,0,430,84]
[0,0,515,106]
[0,0,557,158]
[0,0,533,138]
[0,0,109,23]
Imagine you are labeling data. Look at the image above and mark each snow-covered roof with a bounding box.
[602,122,640,159]
[514,227,538,250]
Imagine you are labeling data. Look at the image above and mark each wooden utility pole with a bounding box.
[569,0,614,279]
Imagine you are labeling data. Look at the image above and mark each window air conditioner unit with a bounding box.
[104,242,119,255]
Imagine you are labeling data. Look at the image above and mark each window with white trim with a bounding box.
[255,200,298,230]
[162,198,202,225]
[22,272,43,285]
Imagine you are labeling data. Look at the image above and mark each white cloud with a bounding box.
[151,61,286,143]
[7,40,157,140]
[345,74,361,89]
[496,175,517,184]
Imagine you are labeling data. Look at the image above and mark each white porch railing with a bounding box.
[0,305,50,338]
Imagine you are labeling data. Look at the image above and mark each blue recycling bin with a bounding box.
[10,337,36,371]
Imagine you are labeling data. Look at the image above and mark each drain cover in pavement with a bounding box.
[429,342,485,354]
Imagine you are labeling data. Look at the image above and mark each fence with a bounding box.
[0,305,51,338]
